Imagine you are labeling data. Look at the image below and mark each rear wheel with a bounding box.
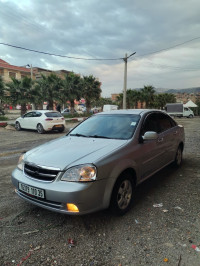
[58,127,65,133]
[174,145,183,167]
[37,123,45,134]
[15,121,21,131]
[110,172,135,215]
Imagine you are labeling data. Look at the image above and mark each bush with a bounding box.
[63,112,92,118]
[0,116,8,121]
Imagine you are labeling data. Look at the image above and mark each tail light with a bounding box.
[45,118,53,121]
[62,117,64,120]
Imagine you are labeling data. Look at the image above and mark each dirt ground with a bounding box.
[0,117,200,265]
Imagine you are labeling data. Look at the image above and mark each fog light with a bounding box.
[66,203,79,212]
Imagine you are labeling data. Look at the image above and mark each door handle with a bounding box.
[173,131,177,135]
[158,138,163,143]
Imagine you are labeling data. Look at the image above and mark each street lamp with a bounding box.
[123,52,136,109]
[26,64,33,79]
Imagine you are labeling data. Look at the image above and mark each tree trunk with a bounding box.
[86,99,91,113]
[21,103,27,116]
[70,100,75,113]
[48,100,54,110]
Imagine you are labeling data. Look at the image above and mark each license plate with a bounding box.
[19,183,45,199]
[54,125,62,127]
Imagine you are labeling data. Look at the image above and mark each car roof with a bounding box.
[95,109,164,116]
[28,110,59,113]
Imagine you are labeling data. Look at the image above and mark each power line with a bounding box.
[0,42,123,61]
[0,36,200,61]
[134,36,200,59]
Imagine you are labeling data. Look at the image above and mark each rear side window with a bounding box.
[45,112,62,117]
[157,113,176,133]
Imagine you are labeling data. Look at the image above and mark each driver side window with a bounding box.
[24,112,34,118]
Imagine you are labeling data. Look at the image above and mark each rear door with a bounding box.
[157,113,179,163]
[139,112,166,179]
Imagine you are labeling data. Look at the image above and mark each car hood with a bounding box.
[25,136,128,170]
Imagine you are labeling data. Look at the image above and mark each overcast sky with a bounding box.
[0,0,200,97]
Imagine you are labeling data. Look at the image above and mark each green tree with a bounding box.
[141,85,156,108]
[36,74,63,110]
[0,76,5,114]
[6,76,34,115]
[195,99,200,115]
[116,93,123,109]
[83,75,101,112]
[154,93,176,109]
[91,97,113,109]
[127,89,142,108]
[61,72,83,113]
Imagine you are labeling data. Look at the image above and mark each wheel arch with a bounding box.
[103,167,137,209]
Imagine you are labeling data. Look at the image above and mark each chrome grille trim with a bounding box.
[24,163,60,181]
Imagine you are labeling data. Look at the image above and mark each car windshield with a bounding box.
[69,114,140,139]
[45,112,62,117]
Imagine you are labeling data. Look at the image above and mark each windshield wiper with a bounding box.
[69,133,88,137]
[88,135,112,139]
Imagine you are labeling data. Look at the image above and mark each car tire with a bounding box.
[110,172,135,216]
[189,114,193,118]
[15,121,21,131]
[58,127,65,133]
[37,123,45,134]
[174,145,183,167]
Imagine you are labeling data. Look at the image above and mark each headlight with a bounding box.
[17,153,25,171]
[61,164,97,182]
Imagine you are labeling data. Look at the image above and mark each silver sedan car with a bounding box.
[11,109,184,215]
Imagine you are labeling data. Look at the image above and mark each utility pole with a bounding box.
[123,52,136,109]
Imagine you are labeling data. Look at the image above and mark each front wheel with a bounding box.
[174,145,183,167]
[37,123,45,134]
[110,173,135,216]
[15,121,21,131]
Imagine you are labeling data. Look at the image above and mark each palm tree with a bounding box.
[83,75,101,112]
[116,93,123,109]
[126,89,142,109]
[141,85,156,108]
[154,93,176,109]
[6,76,34,115]
[61,72,82,113]
[36,74,63,110]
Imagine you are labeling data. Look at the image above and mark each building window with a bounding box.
[0,69,3,76]
[9,72,16,78]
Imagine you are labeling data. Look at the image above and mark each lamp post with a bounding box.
[26,64,35,110]
[123,52,136,109]
[27,64,33,79]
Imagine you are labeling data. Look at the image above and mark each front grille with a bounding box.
[24,163,60,181]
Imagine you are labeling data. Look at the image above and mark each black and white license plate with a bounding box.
[19,183,45,199]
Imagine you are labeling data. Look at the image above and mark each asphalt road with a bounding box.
[0,118,200,265]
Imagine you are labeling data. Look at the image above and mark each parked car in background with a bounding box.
[15,110,65,133]
[61,108,77,115]
[12,109,184,215]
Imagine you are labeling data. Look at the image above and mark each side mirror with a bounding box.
[143,131,158,140]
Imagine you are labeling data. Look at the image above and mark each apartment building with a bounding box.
[0,59,31,82]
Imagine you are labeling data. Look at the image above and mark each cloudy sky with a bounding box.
[0,0,200,97]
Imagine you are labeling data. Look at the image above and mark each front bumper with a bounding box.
[11,168,109,215]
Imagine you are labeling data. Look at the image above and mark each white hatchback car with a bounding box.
[15,110,65,133]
